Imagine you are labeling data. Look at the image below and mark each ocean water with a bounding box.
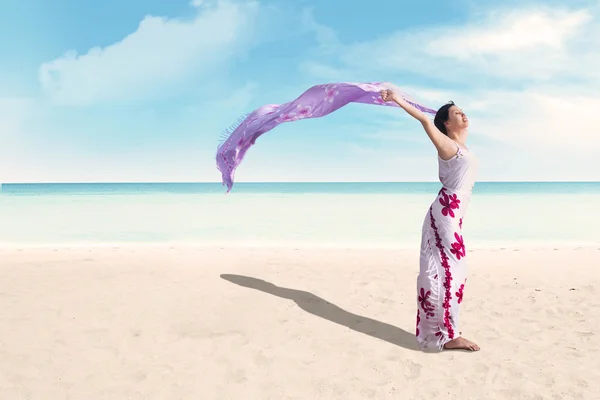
[0,182,598,248]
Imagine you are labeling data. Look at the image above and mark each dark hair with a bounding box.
[434,101,455,136]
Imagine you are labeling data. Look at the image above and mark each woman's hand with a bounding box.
[380,85,457,160]
[380,89,397,103]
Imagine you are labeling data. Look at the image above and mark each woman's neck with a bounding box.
[448,129,468,147]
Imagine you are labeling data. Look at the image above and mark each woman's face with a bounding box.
[445,105,469,132]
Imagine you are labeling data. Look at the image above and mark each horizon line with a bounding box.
[1,180,599,185]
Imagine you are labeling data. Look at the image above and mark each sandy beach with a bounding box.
[0,245,598,399]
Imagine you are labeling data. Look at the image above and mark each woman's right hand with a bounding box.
[380,89,397,103]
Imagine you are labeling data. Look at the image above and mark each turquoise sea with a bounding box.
[0,182,598,248]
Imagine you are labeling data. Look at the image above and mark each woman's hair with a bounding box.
[434,101,455,135]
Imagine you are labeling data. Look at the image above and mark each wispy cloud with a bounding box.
[305,3,600,145]
[337,5,597,83]
[293,2,600,181]
[38,1,260,106]
[426,8,591,58]
[465,87,600,154]
[4,0,599,182]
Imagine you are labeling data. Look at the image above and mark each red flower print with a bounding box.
[456,283,465,304]
[448,194,460,207]
[429,207,455,339]
[418,287,435,318]
[439,192,460,218]
[450,232,466,260]
[418,288,429,306]
[459,218,463,229]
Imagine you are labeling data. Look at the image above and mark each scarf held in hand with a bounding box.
[216,82,437,192]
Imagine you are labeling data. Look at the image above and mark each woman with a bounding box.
[380,89,480,352]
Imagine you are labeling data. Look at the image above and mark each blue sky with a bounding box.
[1,0,599,183]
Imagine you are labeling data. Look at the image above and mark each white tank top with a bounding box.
[437,143,479,195]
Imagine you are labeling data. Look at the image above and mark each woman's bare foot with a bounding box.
[444,337,480,351]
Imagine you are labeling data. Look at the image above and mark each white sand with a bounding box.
[0,245,598,399]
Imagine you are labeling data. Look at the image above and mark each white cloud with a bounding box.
[424,7,596,81]
[333,4,599,83]
[0,82,262,183]
[302,3,600,157]
[7,1,599,183]
[38,1,259,106]
[367,84,600,158]
[467,88,600,154]
[298,8,340,52]
[426,8,591,59]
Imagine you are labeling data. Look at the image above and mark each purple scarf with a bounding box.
[216,82,437,192]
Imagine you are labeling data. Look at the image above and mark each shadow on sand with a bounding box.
[220,274,419,351]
